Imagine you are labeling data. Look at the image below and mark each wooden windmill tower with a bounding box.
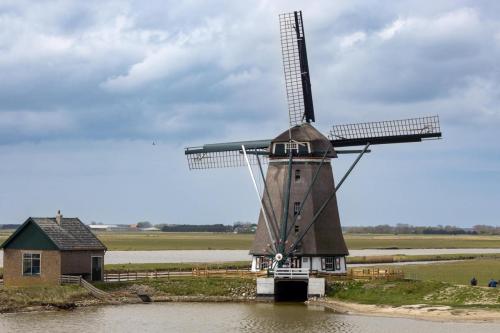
[185,11,441,274]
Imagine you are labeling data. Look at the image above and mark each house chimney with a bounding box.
[56,210,63,225]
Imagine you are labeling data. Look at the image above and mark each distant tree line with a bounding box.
[342,223,500,235]
[161,224,234,233]
[472,225,500,235]
[0,224,20,230]
[160,222,257,233]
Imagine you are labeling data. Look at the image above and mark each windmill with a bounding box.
[184,11,441,274]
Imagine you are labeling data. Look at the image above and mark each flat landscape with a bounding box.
[373,259,500,286]
[2,231,500,250]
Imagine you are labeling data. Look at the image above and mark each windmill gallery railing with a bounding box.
[274,268,310,279]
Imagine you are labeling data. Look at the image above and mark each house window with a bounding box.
[293,202,301,217]
[324,257,334,271]
[335,257,341,271]
[295,169,301,182]
[23,253,41,276]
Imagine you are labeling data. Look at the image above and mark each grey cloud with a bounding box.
[0,0,499,146]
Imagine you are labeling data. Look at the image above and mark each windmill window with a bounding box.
[295,169,301,181]
[273,143,285,155]
[293,202,301,217]
[273,142,310,156]
[298,144,309,154]
[294,225,299,233]
[22,253,41,276]
[285,142,298,152]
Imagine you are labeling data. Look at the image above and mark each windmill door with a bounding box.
[91,256,103,281]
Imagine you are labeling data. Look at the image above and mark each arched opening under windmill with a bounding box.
[274,280,308,302]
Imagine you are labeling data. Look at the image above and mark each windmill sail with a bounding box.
[330,115,442,147]
[280,11,315,127]
[185,139,271,169]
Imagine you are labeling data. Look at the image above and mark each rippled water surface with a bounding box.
[1,303,500,333]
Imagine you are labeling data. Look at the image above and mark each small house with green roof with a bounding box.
[0,211,106,286]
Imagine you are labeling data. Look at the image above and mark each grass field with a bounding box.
[104,261,250,273]
[1,230,500,251]
[345,234,500,249]
[0,285,89,312]
[96,232,254,250]
[95,232,500,250]
[96,276,256,296]
[368,259,500,286]
[327,279,500,308]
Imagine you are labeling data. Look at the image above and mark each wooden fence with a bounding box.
[104,268,263,282]
[347,268,404,280]
[60,275,109,299]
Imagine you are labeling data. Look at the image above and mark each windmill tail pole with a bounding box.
[242,145,277,254]
[286,142,371,256]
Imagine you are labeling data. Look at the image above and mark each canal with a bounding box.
[1,302,499,333]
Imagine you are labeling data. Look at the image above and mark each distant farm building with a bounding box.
[0,211,106,286]
[138,227,160,232]
[88,224,111,231]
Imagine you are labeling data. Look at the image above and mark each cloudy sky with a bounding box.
[0,0,499,226]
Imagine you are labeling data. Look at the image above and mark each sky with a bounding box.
[0,0,499,227]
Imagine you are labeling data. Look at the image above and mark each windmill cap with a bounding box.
[271,123,336,157]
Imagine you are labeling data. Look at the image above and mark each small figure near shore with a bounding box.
[470,277,477,286]
[488,279,497,288]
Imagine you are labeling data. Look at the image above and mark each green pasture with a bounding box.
[95,232,254,250]
[393,259,500,286]
[104,261,250,273]
[327,279,500,308]
[98,232,500,250]
[345,234,500,249]
[1,230,500,251]
[0,285,89,312]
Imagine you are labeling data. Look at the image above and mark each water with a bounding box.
[78,248,500,265]
[1,303,499,333]
[2,248,500,267]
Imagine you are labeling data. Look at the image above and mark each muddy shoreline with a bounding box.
[308,298,500,323]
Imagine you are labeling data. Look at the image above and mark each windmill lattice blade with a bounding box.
[185,150,269,170]
[185,140,271,170]
[280,11,315,128]
[330,115,442,147]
